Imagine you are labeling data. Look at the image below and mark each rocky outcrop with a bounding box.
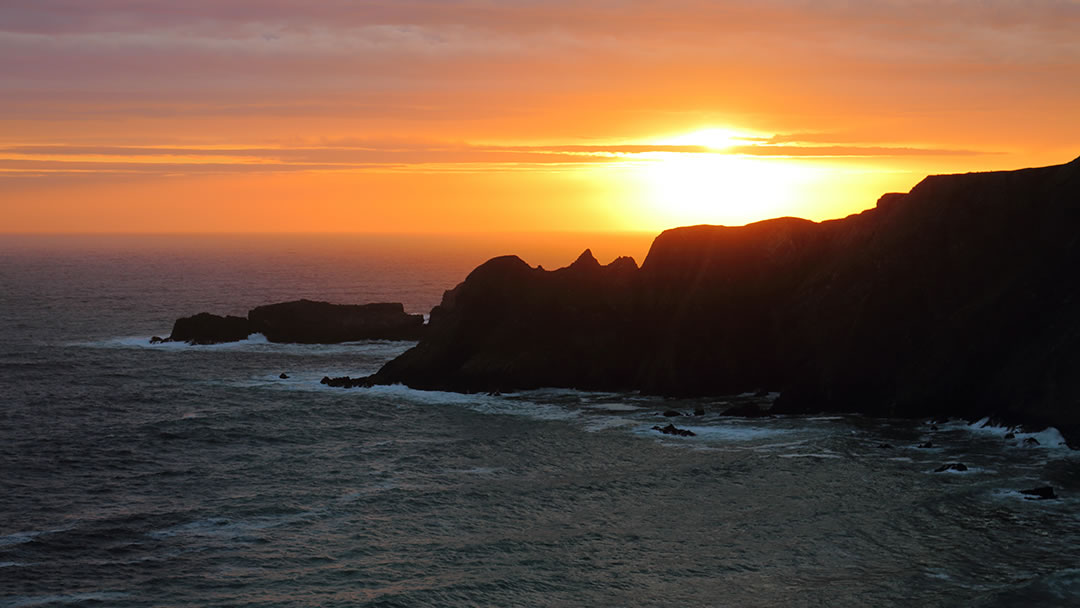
[166,313,252,345]
[161,299,424,344]
[652,424,696,437]
[368,249,640,392]
[248,300,424,343]
[361,157,1080,445]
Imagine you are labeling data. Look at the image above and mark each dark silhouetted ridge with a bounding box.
[362,157,1080,446]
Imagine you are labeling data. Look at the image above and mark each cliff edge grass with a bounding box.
[353,156,1080,446]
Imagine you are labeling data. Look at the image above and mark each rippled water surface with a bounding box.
[2,235,1078,607]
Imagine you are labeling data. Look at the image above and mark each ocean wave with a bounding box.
[634,421,793,443]
[0,528,68,548]
[147,511,316,541]
[69,334,416,357]
[4,592,131,608]
[966,417,1072,450]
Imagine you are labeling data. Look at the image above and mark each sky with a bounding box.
[2,0,1078,234]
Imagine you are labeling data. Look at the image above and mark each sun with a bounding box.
[620,127,827,227]
[637,153,815,226]
[662,127,759,151]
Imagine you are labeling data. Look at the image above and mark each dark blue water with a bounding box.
[2,234,1079,607]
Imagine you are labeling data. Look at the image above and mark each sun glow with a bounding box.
[635,153,819,226]
[663,127,762,150]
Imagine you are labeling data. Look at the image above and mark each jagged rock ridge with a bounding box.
[362,157,1080,445]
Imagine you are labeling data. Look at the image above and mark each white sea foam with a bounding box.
[583,403,644,412]
[74,334,415,358]
[966,417,1072,450]
[750,439,811,452]
[928,465,984,474]
[362,384,581,422]
[777,452,844,459]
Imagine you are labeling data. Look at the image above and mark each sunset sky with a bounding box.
[2,0,1078,233]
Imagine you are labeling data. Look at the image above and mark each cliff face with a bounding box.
[365,157,1080,440]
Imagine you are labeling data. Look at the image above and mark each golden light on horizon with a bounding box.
[1,1,1075,234]
[660,127,763,151]
[636,153,821,227]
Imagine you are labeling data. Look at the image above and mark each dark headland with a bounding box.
[341,156,1080,446]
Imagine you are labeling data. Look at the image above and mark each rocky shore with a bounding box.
[352,157,1080,446]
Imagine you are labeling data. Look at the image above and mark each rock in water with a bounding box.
[248,299,424,343]
[166,313,252,345]
[934,463,968,472]
[1020,486,1057,500]
[652,424,696,437]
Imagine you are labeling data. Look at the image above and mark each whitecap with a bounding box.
[966,418,1072,450]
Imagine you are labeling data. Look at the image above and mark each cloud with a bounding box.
[0,138,990,181]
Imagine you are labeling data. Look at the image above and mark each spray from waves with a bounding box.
[963,417,1072,450]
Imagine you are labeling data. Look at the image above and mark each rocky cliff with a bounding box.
[363,157,1080,443]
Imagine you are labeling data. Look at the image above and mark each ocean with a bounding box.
[1,233,1078,607]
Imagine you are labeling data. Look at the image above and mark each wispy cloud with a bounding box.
[0,138,990,180]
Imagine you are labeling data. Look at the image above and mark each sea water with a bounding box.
[1,234,1078,607]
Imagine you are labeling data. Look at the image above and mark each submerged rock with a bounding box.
[652,424,696,437]
[934,463,968,472]
[320,375,367,388]
[662,409,683,417]
[279,373,289,379]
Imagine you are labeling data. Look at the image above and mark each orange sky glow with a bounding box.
[2,0,1078,234]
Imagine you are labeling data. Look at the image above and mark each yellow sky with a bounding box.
[2,1,1078,233]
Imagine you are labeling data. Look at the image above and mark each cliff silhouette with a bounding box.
[363,156,1080,444]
